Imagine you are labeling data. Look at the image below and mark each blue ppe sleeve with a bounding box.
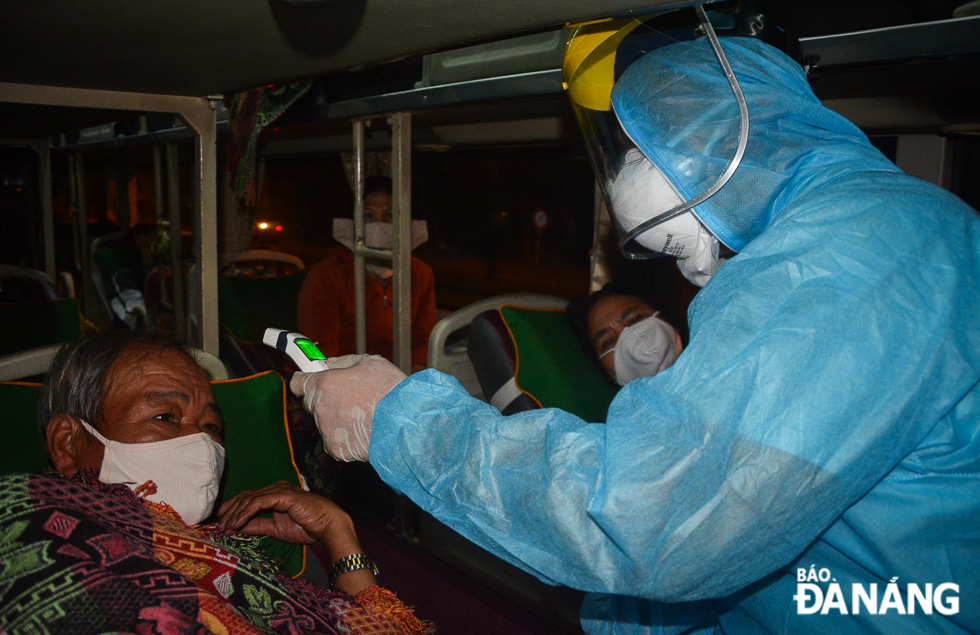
[371,174,980,607]
[371,35,980,635]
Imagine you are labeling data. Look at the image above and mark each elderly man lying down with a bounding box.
[0,330,431,635]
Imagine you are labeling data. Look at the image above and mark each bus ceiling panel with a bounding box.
[262,115,575,156]
[50,121,232,154]
[812,55,980,101]
[823,95,980,134]
[263,131,393,157]
[260,93,576,154]
[416,30,570,89]
[429,117,568,146]
[278,69,565,125]
[800,15,980,68]
[0,0,683,97]
[269,93,570,137]
[271,14,980,128]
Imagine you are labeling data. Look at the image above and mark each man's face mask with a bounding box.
[80,420,225,525]
[332,219,429,279]
[602,315,681,386]
[609,148,723,287]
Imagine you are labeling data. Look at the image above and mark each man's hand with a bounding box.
[290,355,407,461]
[217,481,377,594]
[217,481,351,546]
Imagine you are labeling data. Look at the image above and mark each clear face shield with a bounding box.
[564,6,749,261]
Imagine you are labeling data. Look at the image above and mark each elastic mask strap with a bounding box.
[619,5,750,260]
[79,420,111,445]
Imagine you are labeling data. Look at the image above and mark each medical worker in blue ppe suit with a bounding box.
[290,6,980,634]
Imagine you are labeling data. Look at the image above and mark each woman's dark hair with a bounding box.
[38,330,200,454]
[364,175,392,199]
[566,281,657,375]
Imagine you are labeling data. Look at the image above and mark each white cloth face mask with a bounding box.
[333,219,429,280]
[611,315,682,386]
[80,420,225,525]
[332,219,429,252]
[609,148,723,287]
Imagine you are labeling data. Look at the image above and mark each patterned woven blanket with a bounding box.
[0,470,431,635]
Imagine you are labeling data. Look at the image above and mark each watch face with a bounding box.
[294,338,326,361]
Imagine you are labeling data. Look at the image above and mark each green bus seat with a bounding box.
[217,268,310,377]
[0,299,83,357]
[469,305,618,423]
[218,269,310,344]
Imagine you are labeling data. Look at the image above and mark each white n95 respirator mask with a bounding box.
[609,148,723,287]
[607,315,681,386]
[80,420,225,525]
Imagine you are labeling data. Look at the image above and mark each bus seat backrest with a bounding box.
[0,344,64,382]
[468,310,540,414]
[222,250,305,277]
[0,298,83,357]
[218,268,310,343]
[427,293,568,401]
[90,232,144,324]
[0,267,61,304]
[0,382,50,474]
[468,305,619,423]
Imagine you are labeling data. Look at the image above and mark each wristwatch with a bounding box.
[329,553,379,588]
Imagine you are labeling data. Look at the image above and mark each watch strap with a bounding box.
[328,553,379,588]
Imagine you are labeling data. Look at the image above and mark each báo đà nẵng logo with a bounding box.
[794,566,959,616]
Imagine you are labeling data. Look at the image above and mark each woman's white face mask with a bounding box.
[80,420,225,525]
[609,148,723,287]
[601,315,681,386]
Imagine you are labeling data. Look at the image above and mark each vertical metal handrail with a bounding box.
[348,114,413,374]
[187,101,218,354]
[390,112,412,374]
[68,154,79,269]
[353,120,367,355]
[0,138,55,279]
[153,145,166,307]
[73,154,93,318]
[37,142,55,279]
[165,142,185,341]
[589,180,614,294]
[153,146,164,223]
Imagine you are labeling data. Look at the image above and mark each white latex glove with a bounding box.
[290,355,408,462]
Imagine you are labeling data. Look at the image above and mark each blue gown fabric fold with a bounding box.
[371,36,980,635]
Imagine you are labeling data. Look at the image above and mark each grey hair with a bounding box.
[39,330,200,454]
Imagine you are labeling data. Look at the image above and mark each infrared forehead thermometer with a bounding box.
[262,328,330,372]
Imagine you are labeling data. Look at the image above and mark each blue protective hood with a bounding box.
[611,36,901,252]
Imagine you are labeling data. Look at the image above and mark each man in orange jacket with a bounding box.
[298,176,437,373]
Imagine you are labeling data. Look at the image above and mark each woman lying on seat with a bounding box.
[0,330,431,635]
[566,282,683,386]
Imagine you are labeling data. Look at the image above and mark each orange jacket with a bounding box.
[297,248,437,369]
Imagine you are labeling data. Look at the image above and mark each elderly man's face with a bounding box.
[71,348,222,472]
